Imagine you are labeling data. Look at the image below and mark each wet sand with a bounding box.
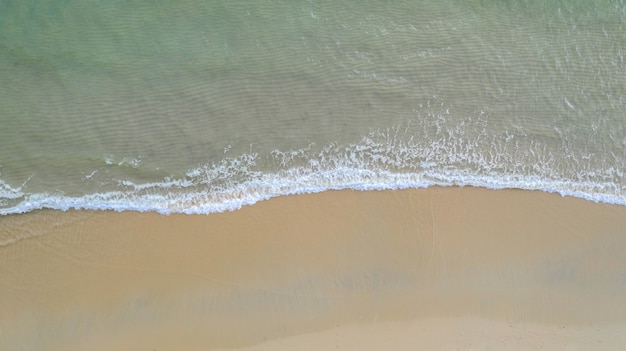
[1,187,626,350]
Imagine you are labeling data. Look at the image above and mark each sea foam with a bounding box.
[1,124,625,215]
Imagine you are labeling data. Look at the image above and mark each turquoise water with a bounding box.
[1,0,625,214]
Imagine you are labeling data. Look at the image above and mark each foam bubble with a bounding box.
[1,124,625,215]
[1,166,624,216]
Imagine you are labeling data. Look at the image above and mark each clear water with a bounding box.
[1,0,625,214]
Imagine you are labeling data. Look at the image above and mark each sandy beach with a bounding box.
[1,187,626,350]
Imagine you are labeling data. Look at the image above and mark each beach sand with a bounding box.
[1,187,626,350]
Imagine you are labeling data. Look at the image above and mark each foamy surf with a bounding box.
[2,125,625,215]
[2,172,624,216]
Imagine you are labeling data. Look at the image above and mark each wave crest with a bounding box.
[1,119,625,215]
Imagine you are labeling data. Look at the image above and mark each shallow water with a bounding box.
[1,0,625,214]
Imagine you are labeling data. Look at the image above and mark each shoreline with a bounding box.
[3,182,626,216]
[1,187,626,350]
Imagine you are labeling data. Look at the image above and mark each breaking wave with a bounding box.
[2,120,625,215]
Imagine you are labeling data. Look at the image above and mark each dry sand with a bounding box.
[1,187,625,350]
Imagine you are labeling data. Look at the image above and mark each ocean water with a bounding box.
[1,0,625,215]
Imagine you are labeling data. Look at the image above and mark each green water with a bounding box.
[1,0,625,213]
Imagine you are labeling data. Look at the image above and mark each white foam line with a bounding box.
[1,168,624,215]
[2,121,625,214]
